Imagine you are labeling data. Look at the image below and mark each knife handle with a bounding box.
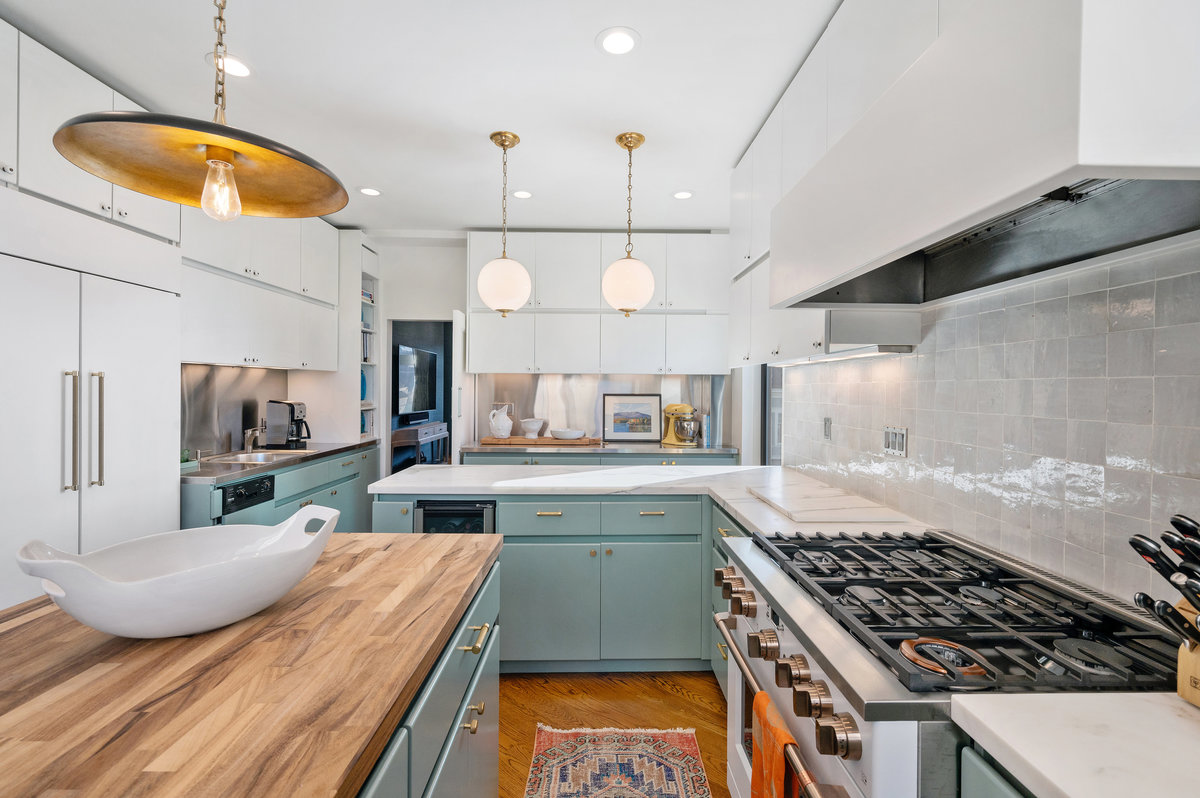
[1170,572,1200,614]
[1162,530,1200,565]
[1172,514,1200,540]
[1154,599,1200,647]
[1129,535,1180,583]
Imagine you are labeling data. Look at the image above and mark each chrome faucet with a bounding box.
[243,423,265,453]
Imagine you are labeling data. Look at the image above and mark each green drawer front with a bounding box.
[601,499,701,536]
[374,500,414,533]
[711,545,728,613]
[404,565,500,798]
[713,504,747,539]
[525,453,600,465]
[358,726,409,798]
[497,501,601,536]
[329,452,364,481]
[462,453,531,464]
[274,459,333,501]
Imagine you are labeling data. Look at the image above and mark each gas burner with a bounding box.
[899,637,987,677]
[796,551,835,567]
[1038,638,1133,676]
[839,585,886,607]
[954,585,1006,607]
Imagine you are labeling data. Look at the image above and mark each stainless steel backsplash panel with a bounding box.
[180,364,289,456]
[474,373,729,446]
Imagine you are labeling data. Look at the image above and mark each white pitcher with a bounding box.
[489,407,513,438]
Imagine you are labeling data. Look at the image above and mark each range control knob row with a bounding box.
[713,566,736,587]
[729,589,757,617]
[814,712,863,760]
[775,655,811,688]
[792,679,834,718]
[721,577,746,599]
[747,628,779,660]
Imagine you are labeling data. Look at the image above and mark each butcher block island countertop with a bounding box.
[0,533,501,798]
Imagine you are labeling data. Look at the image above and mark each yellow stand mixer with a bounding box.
[661,403,700,447]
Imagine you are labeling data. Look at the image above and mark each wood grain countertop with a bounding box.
[0,532,502,798]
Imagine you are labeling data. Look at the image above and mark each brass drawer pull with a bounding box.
[341,460,355,467]
[401,507,409,515]
[461,719,479,734]
[536,511,563,517]
[458,622,491,654]
[590,549,597,557]
[605,548,613,556]
[640,511,666,517]
[330,489,337,495]
[300,499,314,508]
[717,642,728,661]
[717,527,732,538]
[469,701,486,716]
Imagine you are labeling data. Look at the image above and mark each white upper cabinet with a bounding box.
[600,313,666,375]
[535,314,600,374]
[729,150,753,276]
[600,232,666,311]
[666,234,729,312]
[248,217,302,293]
[295,300,337,370]
[535,232,601,309]
[665,315,728,375]
[109,94,181,241]
[0,21,17,184]
[300,217,339,304]
[467,230,535,311]
[728,273,753,368]
[824,0,939,148]
[180,265,253,366]
[750,110,783,264]
[468,311,536,373]
[181,204,253,274]
[18,33,113,218]
[780,37,828,194]
[180,206,305,295]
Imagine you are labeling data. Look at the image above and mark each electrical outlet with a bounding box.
[823,417,832,441]
[884,425,908,457]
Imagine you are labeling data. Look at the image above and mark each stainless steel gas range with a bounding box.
[716,526,1178,798]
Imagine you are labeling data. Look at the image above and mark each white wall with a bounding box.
[374,237,468,324]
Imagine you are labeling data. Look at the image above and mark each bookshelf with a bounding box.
[360,272,379,441]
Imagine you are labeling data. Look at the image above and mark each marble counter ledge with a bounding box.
[461,442,740,454]
[182,439,379,486]
[951,692,1200,798]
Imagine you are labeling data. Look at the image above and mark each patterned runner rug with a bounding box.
[524,724,712,797]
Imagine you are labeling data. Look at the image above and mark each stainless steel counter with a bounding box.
[181,439,379,486]
[461,441,739,455]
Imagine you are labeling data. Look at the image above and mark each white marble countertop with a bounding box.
[952,691,1200,798]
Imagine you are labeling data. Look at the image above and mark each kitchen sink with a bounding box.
[207,451,307,464]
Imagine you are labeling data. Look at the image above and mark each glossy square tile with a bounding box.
[1067,378,1107,420]
[1005,303,1038,342]
[1068,267,1109,296]
[1153,323,1200,376]
[1036,277,1070,300]
[1153,376,1200,427]
[1106,423,1153,472]
[1032,418,1068,458]
[1155,271,1200,327]
[1106,378,1153,424]
[1068,290,1109,336]
[1107,329,1154,378]
[1033,338,1067,378]
[956,315,980,349]
[1067,420,1107,465]
[1103,467,1152,518]
[1067,334,1106,378]
[1109,258,1157,288]
[1108,281,1156,331]
[978,344,1005,379]
[1003,415,1033,452]
[1005,340,1035,378]
[1151,426,1200,480]
[1034,297,1068,339]
[1031,378,1067,419]
[1152,245,1200,280]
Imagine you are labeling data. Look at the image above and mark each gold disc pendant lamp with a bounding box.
[476,131,532,317]
[52,0,347,220]
[602,132,655,317]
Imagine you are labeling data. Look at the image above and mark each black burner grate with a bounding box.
[752,530,1179,692]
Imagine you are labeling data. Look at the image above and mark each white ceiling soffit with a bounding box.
[0,0,840,232]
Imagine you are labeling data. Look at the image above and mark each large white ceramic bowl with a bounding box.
[550,429,585,440]
[16,504,339,638]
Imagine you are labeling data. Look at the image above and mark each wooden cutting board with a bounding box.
[480,435,602,446]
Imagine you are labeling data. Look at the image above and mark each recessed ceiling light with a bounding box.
[673,191,693,200]
[359,187,381,196]
[596,27,640,55]
[512,190,532,199]
[203,51,251,77]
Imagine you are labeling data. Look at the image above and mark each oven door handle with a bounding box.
[713,613,852,798]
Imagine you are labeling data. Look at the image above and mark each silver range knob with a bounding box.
[721,577,746,599]
[746,628,779,660]
[775,655,811,688]
[792,679,834,718]
[814,712,863,761]
[729,589,757,617]
[713,566,736,587]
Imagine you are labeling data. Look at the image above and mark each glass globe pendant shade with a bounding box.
[602,255,655,317]
[200,158,242,221]
[477,256,532,317]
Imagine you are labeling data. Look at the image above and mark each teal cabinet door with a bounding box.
[500,543,600,661]
[600,541,701,660]
[326,477,361,532]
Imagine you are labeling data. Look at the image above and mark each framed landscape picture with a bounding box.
[602,393,662,442]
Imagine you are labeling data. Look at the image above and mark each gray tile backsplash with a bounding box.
[782,239,1200,601]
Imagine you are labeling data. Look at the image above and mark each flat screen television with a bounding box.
[393,345,438,414]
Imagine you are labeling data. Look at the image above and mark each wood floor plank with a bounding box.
[499,671,729,798]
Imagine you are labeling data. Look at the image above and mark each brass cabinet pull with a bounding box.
[300,499,314,508]
[458,622,491,654]
[717,527,732,538]
[461,719,478,734]
[640,511,666,517]
[536,511,563,517]
[89,371,105,486]
[605,548,613,556]
[660,460,667,465]
[330,489,337,495]
[469,701,486,716]
[670,460,677,465]
[717,642,728,661]
[589,549,597,557]
[341,460,355,467]
[64,370,80,491]
[400,507,409,515]
[361,453,368,459]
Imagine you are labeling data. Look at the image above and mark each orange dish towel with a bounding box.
[751,690,799,798]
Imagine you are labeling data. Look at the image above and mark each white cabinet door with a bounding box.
[0,255,80,608]
[600,232,666,310]
[780,36,828,193]
[536,314,600,373]
[300,217,339,304]
[749,263,773,364]
[109,94,181,241]
[0,21,17,183]
[665,315,729,375]
[728,272,752,368]
[249,286,300,367]
[600,314,665,374]
[296,300,337,370]
[180,205,253,275]
[750,110,783,264]
[770,307,827,362]
[665,234,729,311]
[468,230,535,311]
[729,152,754,276]
[18,34,113,217]
[249,216,302,293]
[535,232,601,309]
[468,311,536,373]
[825,0,939,148]
[79,275,179,553]
[180,265,253,365]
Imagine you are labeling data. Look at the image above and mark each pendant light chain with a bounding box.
[625,144,634,256]
[212,0,228,125]
[501,144,509,258]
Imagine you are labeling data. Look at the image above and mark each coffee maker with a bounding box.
[266,400,311,449]
[661,403,700,447]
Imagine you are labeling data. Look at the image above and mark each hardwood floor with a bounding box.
[499,671,729,798]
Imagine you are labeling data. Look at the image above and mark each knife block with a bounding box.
[1172,599,1200,708]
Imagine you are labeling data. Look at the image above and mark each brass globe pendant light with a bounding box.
[476,131,532,317]
[52,0,347,220]
[602,132,655,317]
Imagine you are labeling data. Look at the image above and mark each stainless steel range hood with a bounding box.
[770,0,1200,310]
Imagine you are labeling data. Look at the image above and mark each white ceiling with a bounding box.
[0,0,840,234]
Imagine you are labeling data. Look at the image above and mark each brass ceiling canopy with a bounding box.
[615,132,645,150]
[489,131,520,150]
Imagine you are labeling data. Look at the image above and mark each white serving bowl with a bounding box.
[550,429,586,440]
[16,504,339,638]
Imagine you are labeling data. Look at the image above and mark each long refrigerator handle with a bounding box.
[64,370,79,491]
[89,371,105,486]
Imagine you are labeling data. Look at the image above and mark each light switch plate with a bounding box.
[823,417,832,441]
[884,425,908,457]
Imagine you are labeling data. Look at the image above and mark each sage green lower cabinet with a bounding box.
[600,541,701,660]
[500,542,601,661]
[710,543,730,698]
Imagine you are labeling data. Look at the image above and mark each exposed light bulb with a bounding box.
[201,159,241,221]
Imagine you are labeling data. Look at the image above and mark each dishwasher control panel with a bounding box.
[220,475,275,515]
